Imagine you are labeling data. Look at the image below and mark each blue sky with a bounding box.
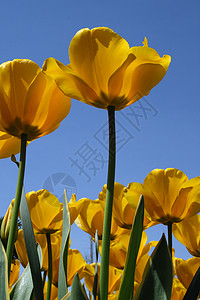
[0,0,200,261]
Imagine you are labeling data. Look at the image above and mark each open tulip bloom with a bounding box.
[43,27,171,111]
[0,59,71,158]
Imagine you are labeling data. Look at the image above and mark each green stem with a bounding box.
[6,133,27,278]
[99,106,116,300]
[46,233,52,300]
[167,222,172,257]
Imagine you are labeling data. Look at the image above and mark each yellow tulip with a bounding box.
[174,257,200,291]
[51,248,86,286]
[124,168,200,224]
[173,214,200,256]
[1,199,17,242]
[74,197,118,239]
[43,27,171,111]
[83,263,123,295]
[99,182,152,229]
[0,59,71,158]
[15,228,62,272]
[24,189,63,234]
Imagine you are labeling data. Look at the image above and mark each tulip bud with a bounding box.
[1,200,18,243]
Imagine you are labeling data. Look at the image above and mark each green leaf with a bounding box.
[69,273,89,300]
[20,188,44,300]
[0,240,9,300]
[92,230,99,300]
[117,194,144,300]
[10,245,42,300]
[58,190,71,300]
[183,266,200,300]
[134,234,173,300]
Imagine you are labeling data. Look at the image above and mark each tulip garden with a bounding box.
[0,27,200,299]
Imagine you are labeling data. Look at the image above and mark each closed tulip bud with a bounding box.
[1,200,18,243]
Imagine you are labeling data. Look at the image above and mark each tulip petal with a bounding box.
[121,46,171,104]
[24,71,71,137]
[124,182,164,222]
[0,132,21,159]
[0,59,40,120]
[43,57,99,106]
[69,27,130,95]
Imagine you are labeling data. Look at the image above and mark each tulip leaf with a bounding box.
[134,234,173,300]
[10,244,42,300]
[117,194,144,300]
[92,230,99,300]
[20,188,44,300]
[183,266,200,300]
[68,273,89,300]
[0,240,9,300]
[58,190,71,300]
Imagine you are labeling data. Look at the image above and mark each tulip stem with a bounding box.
[46,233,52,300]
[167,222,172,257]
[99,106,116,300]
[6,133,27,278]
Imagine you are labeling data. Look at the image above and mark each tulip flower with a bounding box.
[51,248,86,286]
[0,59,71,158]
[1,200,17,243]
[43,27,171,111]
[174,257,200,291]
[173,214,200,257]
[15,229,61,270]
[23,189,63,234]
[99,182,152,229]
[73,197,119,239]
[83,263,123,295]
[124,168,200,225]
[124,168,200,256]
[99,229,148,269]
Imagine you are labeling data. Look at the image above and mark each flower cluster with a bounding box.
[4,168,200,299]
[2,25,197,300]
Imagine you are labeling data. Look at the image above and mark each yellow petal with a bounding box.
[124,182,163,222]
[121,46,171,104]
[0,132,21,159]
[173,215,200,256]
[24,71,71,137]
[69,27,130,95]
[67,248,86,285]
[108,53,136,100]
[15,229,28,268]
[0,59,40,121]
[9,260,20,289]
[43,58,99,106]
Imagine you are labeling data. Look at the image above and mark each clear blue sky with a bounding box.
[0,0,199,260]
